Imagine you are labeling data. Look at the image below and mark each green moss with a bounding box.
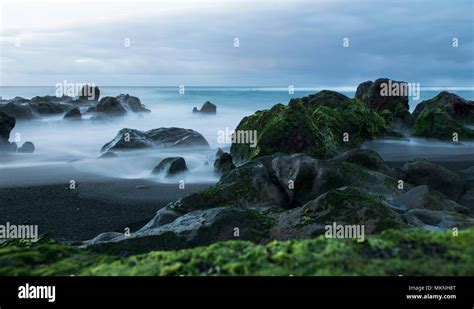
[413,107,474,140]
[1,228,473,276]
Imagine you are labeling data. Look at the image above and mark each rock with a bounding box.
[460,188,474,213]
[355,78,410,117]
[392,185,468,214]
[0,101,35,120]
[98,151,118,159]
[79,85,100,101]
[17,141,35,153]
[403,209,474,230]
[332,148,397,178]
[215,148,224,158]
[84,207,269,255]
[0,111,15,142]
[152,157,188,177]
[402,159,466,201]
[269,187,406,240]
[101,127,209,152]
[193,101,216,114]
[230,93,387,163]
[89,97,127,116]
[29,98,70,115]
[412,92,474,140]
[115,94,150,113]
[63,108,82,119]
[213,152,235,175]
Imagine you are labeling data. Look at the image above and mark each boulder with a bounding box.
[213,152,235,175]
[101,127,209,152]
[79,85,100,101]
[63,108,82,119]
[269,187,406,240]
[0,111,15,142]
[115,94,150,113]
[17,141,35,153]
[403,209,474,230]
[412,92,474,140]
[152,157,188,177]
[332,148,397,178]
[355,78,410,117]
[460,188,474,213]
[29,97,70,115]
[0,101,35,120]
[193,101,216,114]
[230,94,387,163]
[392,185,468,213]
[402,159,466,201]
[89,97,127,116]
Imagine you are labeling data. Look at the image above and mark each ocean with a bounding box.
[1,86,473,186]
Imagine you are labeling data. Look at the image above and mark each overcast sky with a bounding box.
[0,0,473,86]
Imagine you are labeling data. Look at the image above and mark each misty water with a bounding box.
[1,86,473,187]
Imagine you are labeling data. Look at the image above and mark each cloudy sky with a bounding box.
[0,0,473,86]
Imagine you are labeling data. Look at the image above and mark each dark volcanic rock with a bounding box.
[0,111,15,142]
[17,141,35,153]
[332,149,397,178]
[152,157,188,177]
[79,85,100,102]
[90,97,127,116]
[213,152,235,175]
[412,91,474,140]
[101,127,210,153]
[402,159,466,201]
[193,101,216,114]
[63,108,82,119]
[0,101,35,120]
[116,94,150,113]
[355,78,409,117]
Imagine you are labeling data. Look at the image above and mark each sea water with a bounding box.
[0,86,473,185]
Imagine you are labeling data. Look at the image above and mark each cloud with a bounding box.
[0,0,473,86]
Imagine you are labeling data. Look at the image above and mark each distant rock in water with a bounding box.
[101,127,210,153]
[0,100,35,120]
[193,101,216,114]
[79,85,100,102]
[116,94,150,113]
[64,108,82,120]
[214,152,235,175]
[17,141,35,153]
[355,78,410,118]
[152,157,188,177]
[88,97,127,116]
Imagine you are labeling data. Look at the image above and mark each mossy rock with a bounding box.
[230,93,387,163]
[413,107,474,140]
[2,228,474,276]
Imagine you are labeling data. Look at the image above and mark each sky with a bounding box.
[0,0,473,87]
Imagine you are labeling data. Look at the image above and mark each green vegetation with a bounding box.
[413,107,474,140]
[1,228,473,276]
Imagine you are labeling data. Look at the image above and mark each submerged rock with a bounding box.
[0,101,35,120]
[98,151,118,159]
[116,94,150,113]
[0,111,15,142]
[193,101,216,114]
[152,157,188,177]
[17,141,35,153]
[63,108,82,119]
[88,97,127,116]
[101,127,209,152]
[403,209,474,230]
